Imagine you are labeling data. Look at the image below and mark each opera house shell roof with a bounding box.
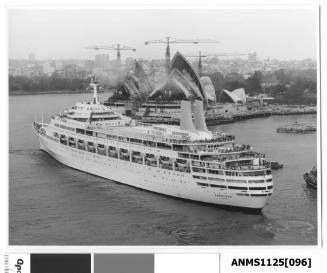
[148,52,216,102]
[221,88,247,103]
[112,61,152,100]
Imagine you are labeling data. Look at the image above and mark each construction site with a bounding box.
[84,37,316,125]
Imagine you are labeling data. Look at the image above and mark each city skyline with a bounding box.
[8,9,317,61]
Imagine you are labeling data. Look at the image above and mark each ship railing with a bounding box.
[225,164,271,171]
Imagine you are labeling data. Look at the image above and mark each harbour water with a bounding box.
[9,93,317,245]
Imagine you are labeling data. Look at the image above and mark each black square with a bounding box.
[31,254,91,273]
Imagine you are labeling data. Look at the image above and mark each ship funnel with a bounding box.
[180,100,197,133]
[193,100,208,132]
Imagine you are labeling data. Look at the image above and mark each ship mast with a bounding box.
[88,77,101,105]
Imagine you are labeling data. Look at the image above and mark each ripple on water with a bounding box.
[254,220,315,234]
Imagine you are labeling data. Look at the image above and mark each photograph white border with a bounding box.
[1,0,326,272]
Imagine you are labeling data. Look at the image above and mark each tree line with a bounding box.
[206,68,317,105]
[9,75,91,93]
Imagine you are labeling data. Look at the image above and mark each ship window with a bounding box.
[157,142,172,150]
[192,167,206,173]
[266,178,273,182]
[236,193,250,196]
[208,169,224,175]
[267,185,273,189]
[208,177,225,182]
[76,128,85,134]
[178,153,190,159]
[192,175,207,180]
[266,170,272,175]
[251,194,268,197]
[59,124,75,131]
[210,184,226,188]
[248,180,265,183]
[173,145,183,151]
[242,171,265,176]
[107,134,116,140]
[249,187,266,190]
[196,182,209,187]
[190,154,199,160]
[96,132,106,139]
[226,179,244,183]
[74,118,88,122]
[228,186,248,190]
[86,130,93,136]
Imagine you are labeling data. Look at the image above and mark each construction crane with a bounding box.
[86,44,136,63]
[185,51,208,76]
[144,37,218,73]
[186,51,249,75]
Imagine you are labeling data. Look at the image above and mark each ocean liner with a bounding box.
[33,80,273,209]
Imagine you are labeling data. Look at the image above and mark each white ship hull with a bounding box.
[36,131,270,210]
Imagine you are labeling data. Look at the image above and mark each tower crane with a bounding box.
[185,51,208,76]
[86,44,136,63]
[144,37,218,73]
[186,51,249,75]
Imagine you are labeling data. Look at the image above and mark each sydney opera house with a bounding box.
[108,52,217,104]
[108,61,152,101]
[148,52,216,103]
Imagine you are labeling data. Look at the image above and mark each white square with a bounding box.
[5,253,30,273]
[155,253,219,273]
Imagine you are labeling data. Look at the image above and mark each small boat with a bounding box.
[175,159,188,167]
[132,152,142,159]
[87,142,96,152]
[303,166,317,189]
[77,139,85,148]
[160,156,171,164]
[120,149,129,157]
[108,146,117,153]
[97,144,106,155]
[97,145,106,150]
[146,155,157,162]
[270,161,283,170]
[277,122,316,133]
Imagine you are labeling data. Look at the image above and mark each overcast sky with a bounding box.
[8,9,317,61]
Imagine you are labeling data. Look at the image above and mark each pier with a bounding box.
[136,105,316,126]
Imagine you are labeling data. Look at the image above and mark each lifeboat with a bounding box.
[132,152,142,159]
[60,135,67,144]
[77,139,85,148]
[97,144,106,150]
[68,138,76,145]
[120,149,129,157]
[97,144,106,155]
[146,154,156,162]
[160,156,171,164]
[108,146,118,155]
[176,159,188,167]
[87,142,96,152]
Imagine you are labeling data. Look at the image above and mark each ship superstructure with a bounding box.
[33,80,273,210]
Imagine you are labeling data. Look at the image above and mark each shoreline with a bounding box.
[140,110,317,126]
[9,90,86,96]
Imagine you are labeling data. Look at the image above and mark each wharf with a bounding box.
[138,106,316,126]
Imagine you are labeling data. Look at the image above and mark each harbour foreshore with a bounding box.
[140,104,317,126]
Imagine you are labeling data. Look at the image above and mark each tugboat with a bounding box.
[276,121,316,133]
[270,161,283,170]
[303,166,317,189]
